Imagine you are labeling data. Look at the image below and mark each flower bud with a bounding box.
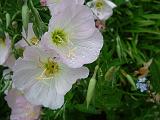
[22,2,29,33]
[6,13,11,29]
[121,69,137,90]
[12,21,18,29]
[86,65,99,108]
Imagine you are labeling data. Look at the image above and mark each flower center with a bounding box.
[95,0,105,9]
[51,29,68,46]
[44,58,59,77]
[0,38,6,47]
[37,58,59,80]
[30,36,39,45]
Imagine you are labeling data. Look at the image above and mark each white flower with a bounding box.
[40,3,103,68]
[0,33,10,65]
[12,46,89,109]
[47,0,85,16]
[87,0,116,20]
[5,88,41,120]
[17,23,39,48]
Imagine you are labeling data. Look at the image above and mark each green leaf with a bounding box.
[142,14,160,20]
[150,59,160,92]
[112,0,131,5]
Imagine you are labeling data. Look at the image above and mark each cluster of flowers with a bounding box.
[136,77,148,92]
[0,0,116,119]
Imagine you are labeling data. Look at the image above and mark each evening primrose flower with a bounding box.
[47,0,85,16]
[0,34,10,65]
[87,0,116,20]
[17,23,39,48]
[5,88,41,120]
[41,3,103,68]
[12,46,89,109]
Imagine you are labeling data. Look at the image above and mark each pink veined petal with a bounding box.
[0,34,10,65]
[48,0,85,16]
[4,54,16,69]
[5,89,41,120]
[104,0,117,8]
[56,30,103,68]
[55,65,89,95]
[24,79,64,109]
[13,68,42,90]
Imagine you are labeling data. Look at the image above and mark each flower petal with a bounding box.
[41,4,102,68]
[55,64,89,95]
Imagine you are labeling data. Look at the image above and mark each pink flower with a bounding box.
[5,89,41,120]
[40,2,103,68]
[12,46,89,109]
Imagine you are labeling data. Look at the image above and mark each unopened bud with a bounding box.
[12,21,18,29]
[86,65,99,108]
[6,13,11,29]
[22,2,29,33]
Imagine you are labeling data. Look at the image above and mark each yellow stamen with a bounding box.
[30,36,39,45]
[51,29,68,46]
[95,0,105,10]
[0,38,6,48]
[36,58,59,81]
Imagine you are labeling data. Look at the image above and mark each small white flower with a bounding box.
[17,23,39,48]
[47,0,85,16]
[40,3,103,68]
[0,33,10,65]
[87,0,116,20]
[12,46,89,109]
